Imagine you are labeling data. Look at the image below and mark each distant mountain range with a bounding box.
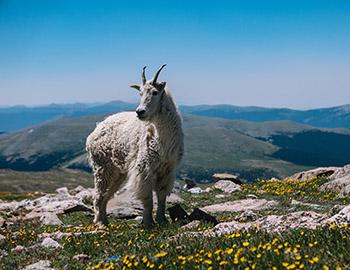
[1,101,350,132]
[1,103,350,181]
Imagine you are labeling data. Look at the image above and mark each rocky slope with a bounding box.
[1,165,350,269]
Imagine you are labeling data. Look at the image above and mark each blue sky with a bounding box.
[1,0,350,108]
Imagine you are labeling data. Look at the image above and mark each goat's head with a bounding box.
[130,65,167,121]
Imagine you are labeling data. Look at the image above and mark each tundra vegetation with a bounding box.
[1,176,350,269]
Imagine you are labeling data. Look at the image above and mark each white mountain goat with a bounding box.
[86,65,184,228]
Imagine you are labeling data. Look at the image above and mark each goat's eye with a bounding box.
[152,91,158,96]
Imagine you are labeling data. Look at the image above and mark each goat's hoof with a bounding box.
[142,219,155,230]
[94,219,108,227]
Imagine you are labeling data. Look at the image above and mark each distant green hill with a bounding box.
[181,104,350,128]
[1,113,350,182]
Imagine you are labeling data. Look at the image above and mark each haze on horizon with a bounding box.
[1,0,350,109]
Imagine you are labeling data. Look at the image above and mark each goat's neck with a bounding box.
[152,93,182,141]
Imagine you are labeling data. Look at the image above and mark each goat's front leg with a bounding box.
[156,169,176,225]
[135,175,155,229]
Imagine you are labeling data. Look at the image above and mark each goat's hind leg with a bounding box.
[93,165,122,225]
[155,187,168,225]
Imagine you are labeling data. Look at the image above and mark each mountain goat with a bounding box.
[86,65,184,228]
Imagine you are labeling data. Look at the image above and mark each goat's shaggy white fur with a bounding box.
[86,86,183,227]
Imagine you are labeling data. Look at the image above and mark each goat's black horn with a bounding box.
[152,64,166,84]
[142,66,147,85]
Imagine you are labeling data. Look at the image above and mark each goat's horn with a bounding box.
[142,66,147,85]
[152,64,167,84]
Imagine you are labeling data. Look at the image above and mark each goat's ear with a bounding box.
[130,84,141,91]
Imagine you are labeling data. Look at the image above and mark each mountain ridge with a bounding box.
[1,101,350,132]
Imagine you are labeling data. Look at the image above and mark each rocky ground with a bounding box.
[1,165,350,269]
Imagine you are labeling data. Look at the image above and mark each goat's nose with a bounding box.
[136,109,146,117]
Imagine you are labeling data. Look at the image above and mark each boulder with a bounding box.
[41,237,62,249]
[70,185,86,195]
[236,210,258,222]
[39,213,63,226]
[321,173,350,195]
[326,204,350,224]
[212,173,242,184]
[23,260,54,270]
[287,167,339,181]
[328,205,345,216]
[201,199,278,213]
[256,211,327,232]
[204,211,327,236]
[213,180,242,193]
[329,164,350,179]
[108,207,141,219]
[74,188,95,205]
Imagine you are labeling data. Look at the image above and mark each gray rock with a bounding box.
[237,210,258,222]
[215,194,226,199]
[41,237,62,249]
[70,185,86,195]
[212,173,242,184]
[108,207,141,219]
[246,194,258,199]
[329,205,345,216]
[23,260,54,270]
[204,211,327,236]
[287,167,339,181]
[326,204,350,224]
[0,234,5,243]
[206,221,252,236]
[187,187,206,194]
[329,164,350,179]
[74,188,95,205]
[181,220,201,230]
[11,245,25,253]
[256,211,327,232]
[56,187,70,195]
[72,254,89,262]
[213,180,242,193]
[321,174,350,195]
[166,193,184,205]
[0,249,8,258]
[291,199,323,209]
[201,199,278,213]
[40,213,63,226]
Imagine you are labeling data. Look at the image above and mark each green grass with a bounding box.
[1,177,350,269]
[0,169,93,193]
